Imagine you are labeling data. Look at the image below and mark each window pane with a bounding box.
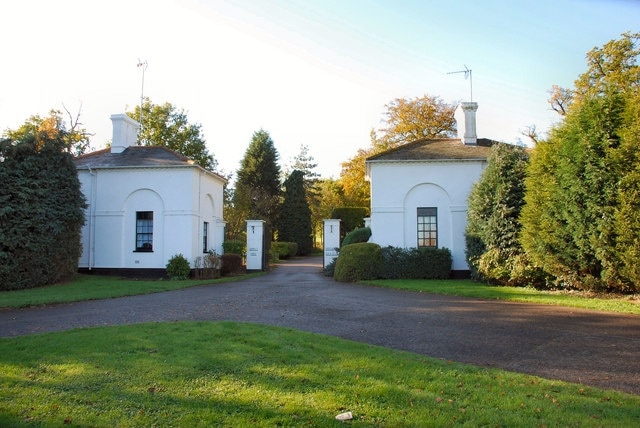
[203,222,209,252]
[136,211,153,251]
[417,207,437,248]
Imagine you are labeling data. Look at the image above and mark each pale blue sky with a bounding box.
[1,0,638,177]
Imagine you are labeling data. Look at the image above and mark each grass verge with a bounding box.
[360,279,640,315]
[1,321,638,427]
[0,273,264,309]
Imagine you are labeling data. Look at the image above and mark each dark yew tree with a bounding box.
[277,170,313,255]
[0,134,86,290]
[233,130,281,232]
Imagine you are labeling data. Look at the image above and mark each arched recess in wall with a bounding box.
[402,182,452,249]
[202,193,215,220]
[122,188,165,254]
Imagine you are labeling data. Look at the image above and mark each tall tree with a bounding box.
[127,98,217,171]
[2,108,91,156]
[233,129,281,231]
[338,95,458,209]
[547,31,639,116]
[378,95,458,148]
[520,33,640,292]
[0,134,86,290]
[286,144,324,246]
[465,143,539,286]
[520,91,629,290]
[277,170,313,255]
[614,88,640,287]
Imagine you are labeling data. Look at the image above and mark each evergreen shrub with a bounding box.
[323,258,337,277]
[222,240,245,256]
[166,254,191,280]
[334,242,381,282]
[0,136,86,290]
[379,246,452,279]
[341,227,371,247]
[271,242,298,259]
[221,254,243,276]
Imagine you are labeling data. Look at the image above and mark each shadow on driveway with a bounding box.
[1,256,639,395]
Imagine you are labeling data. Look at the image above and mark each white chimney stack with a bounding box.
[460,102,478,145]
[110,114,140,153]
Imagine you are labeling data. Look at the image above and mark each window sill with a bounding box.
[134,249,154,253]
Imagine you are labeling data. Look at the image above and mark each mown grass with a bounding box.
[1,321,638,427]
[0,273,264,309]
[361,279,640,315]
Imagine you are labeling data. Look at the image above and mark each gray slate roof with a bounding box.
[366,138,496,162]
[73,146,195,169]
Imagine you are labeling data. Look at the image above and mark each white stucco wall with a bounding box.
[368,160,487,271]
[78,166,225,270]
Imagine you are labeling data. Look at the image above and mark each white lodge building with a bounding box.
[74,114,226,276]
[365,102,494,276]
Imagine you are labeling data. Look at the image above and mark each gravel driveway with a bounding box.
[1,256,639,395]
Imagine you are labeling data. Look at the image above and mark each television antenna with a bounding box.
[136,59,148,138]
[447,65,472,102]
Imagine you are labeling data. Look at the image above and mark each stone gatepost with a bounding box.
[246,220,265,271]
[323,219,341,268]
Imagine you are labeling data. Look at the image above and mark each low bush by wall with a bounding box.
[221,254,244,276]
[334,242,382,282]
[379,246,452,279]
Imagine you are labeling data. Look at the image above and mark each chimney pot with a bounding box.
[110,114,140,153]
[460,102,478,145]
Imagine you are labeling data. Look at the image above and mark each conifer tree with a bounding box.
[0,134,85,290]
[277,170,313,255]
[465,143,535,285]
[233,130,281,230]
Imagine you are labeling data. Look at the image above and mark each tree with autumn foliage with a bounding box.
[338,95,458,208]
[2,108,91,156]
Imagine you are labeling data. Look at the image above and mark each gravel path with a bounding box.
[1,256,638,395]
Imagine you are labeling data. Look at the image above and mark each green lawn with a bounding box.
[1,322,638,427]
[361,279,640,315]
[0,273,264,309]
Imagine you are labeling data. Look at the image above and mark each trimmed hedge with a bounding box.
[334,242,382,282]
[341,227,371,247]
[222,240,245,256]
[221,254,244,276]
[379,246,452,279]
[271,241,298,259]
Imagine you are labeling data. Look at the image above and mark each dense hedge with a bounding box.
[0,136,86,290]
[341,226,371,247]
[220,254,243,276]
[222,240,245,256]
[379,246,452,279]
[334,242,382,282]
[271,241,298,259]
